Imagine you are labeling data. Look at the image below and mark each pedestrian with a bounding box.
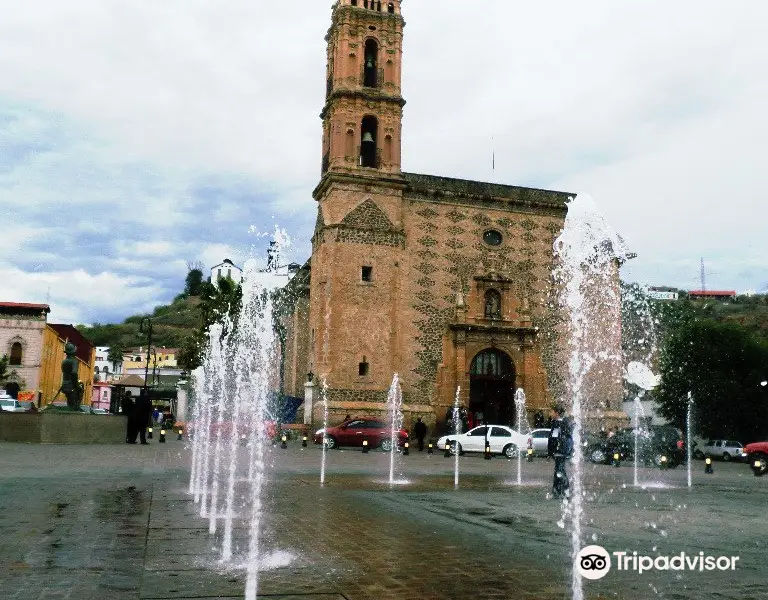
[547,403,573,500]
[135,390,153,445]
[413,417,427,451]
[122,391,136,444]
[458,406,468,433]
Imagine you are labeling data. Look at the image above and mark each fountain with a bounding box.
[387,374,404,486]
[186,239,286,600]
[625,361,660,487]
[319,378,329,486]
[686,391,693,489]
[553,193,629,600]
[515,388,527,486]
[453,386,461,490]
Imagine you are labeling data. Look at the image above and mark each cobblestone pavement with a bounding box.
[0,440,765,600]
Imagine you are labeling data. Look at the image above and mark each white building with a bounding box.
[210,259,243,289]
[94,346,122,382]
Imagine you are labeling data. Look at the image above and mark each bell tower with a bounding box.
[320,0,405,175]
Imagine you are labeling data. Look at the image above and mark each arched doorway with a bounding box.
[469,349,515,427]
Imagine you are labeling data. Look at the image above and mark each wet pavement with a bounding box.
[0,440,765,600]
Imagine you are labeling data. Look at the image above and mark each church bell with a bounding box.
[362,132,375,144]
[366,56,375,69]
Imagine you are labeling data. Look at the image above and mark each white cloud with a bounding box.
[0,0,766,320]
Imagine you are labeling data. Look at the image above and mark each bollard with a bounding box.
[177,428,183,441]
[147,426,153,440]
[427,442,433,454]
[613,452,621,467]
[484,440,492,460]
[444,441,452,458]
[403,442,409,456]
[705,456,713,474]
[302,435,308,448]
[660,455,668,470]
[281,433,288,449]
[527,447,534,462]
[362,439,369,453]
[159,428,166,443]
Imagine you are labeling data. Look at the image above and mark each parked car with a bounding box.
[527,428,551,456]
[436,425,528,458]
[585,425,685,467]
[0,396,24,412]
[314,418,408,451]
[694,439,746,462]
[743,441,768,476]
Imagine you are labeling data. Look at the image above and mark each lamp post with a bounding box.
[139,317,153,397]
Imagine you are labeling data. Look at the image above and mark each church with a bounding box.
[280,0,620,432]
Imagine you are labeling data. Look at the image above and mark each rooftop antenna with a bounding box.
[700,257,706,292]
[46,286,50,304]
[491,135,495,172]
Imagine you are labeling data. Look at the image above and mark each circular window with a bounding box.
[483,230,503,246]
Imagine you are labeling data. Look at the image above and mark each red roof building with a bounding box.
[688,290,737,300]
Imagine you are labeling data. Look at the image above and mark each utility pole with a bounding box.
[700,257,706,292]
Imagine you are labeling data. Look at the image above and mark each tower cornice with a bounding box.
[312,170,406,201]
[320,90,405,120]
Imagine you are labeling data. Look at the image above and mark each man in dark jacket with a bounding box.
[548,404,573,499]
[122,391,136,444]
[135,390,153,445]
[413,417,428,451]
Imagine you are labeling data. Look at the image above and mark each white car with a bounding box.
[0,395,24,412]
[528,428,552,456]
[436,425,528,458]
[697,439,746,462]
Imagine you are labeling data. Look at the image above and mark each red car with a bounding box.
[744,441,768,476]
[314,418,408,451]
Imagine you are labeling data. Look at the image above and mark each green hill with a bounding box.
[77,294,202,352]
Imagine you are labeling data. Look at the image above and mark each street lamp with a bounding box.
[761,381,767,387]
[138,317,153,396]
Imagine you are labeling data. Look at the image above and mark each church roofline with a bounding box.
[402,172,572,212]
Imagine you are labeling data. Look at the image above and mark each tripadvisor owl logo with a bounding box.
[576,545,611,580]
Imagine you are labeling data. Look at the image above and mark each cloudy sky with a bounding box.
[1,0,766,324]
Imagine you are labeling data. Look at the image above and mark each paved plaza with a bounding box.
[0,439,765,600]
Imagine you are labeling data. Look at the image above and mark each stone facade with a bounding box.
[280,0,623,432]
[0,303,50,395]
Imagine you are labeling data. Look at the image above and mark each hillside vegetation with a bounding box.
[77,294,202,351]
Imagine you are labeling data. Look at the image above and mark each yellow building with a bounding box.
[39,324,96,407]
[122,347,179,371]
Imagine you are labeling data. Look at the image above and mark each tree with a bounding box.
[0,354,8,385]
[107,345,125,367]
[185,267,205,297]
[656,320,768,442]
[178,277,242,371]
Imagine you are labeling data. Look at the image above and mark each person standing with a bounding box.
[122,391,136,444]
[413,417,427,451]
[135,390,153,445]
[547,404,573,499]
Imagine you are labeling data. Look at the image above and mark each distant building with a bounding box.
[688,290,736,300]
[0,302,51,398]
[94,346,123,382]
[210,259,243,288]
[91,381,112,410]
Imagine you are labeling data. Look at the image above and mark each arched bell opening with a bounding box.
[360,116,378,168]
[363,39,379,88]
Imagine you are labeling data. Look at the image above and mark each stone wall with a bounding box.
[0,412,127,444]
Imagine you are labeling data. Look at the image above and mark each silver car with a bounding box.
[697,439,745,461]
[528,428,551,456]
